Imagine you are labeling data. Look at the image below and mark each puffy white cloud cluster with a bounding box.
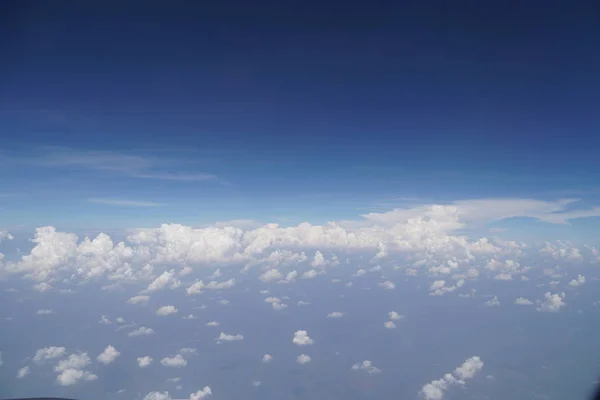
[54,352,98,386]
[292,330,314,346]
[420,356,484,400]
[216,332,244,342]
[4,198,595,290]
[351,360,381,374]
[143,386,211,400]
[537,292,566,312]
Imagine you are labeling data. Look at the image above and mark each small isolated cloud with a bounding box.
[484,296,500,307]
[352,360,381,374]
[88,198,164,207]
[99,315,111,324]
[537,292,566,312]
[128,295,150,305]
[17,366,30,378]
[378,280,396,290]
[384,321,396,329]
[262,354,272,363]
[156,305,178,316]
[97,345,120,364]
[183,314,197,320]
[327,312,345,318]
[128,326,155,337]
[36,309,55,315]
[206,321,220,326]
[296,354,311,364]
[137,356,153,368]
[568,275,586,287]
[388,311,403,320]
[160,355,187,368]
[292,330,314,346]
[216,332,244,342]
[515,297,533,305]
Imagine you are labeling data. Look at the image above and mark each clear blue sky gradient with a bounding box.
[1,1,599,231]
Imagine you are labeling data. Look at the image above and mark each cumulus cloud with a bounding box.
[156,305,178,316]
[2,197,598,290]
[379,280,396,290]
[17,366,30,378]
[97,345,120,364]
[484,296,500,307]
[54,352,97,386]
[352,360,381,374]
[206,321,219,326]
[160,355,187,368]
[568,275,585,287]
[420,356,484,400]
[262,354,272,363]
[34,346,67,364]
[216,332,244,342]
[36,309,55,315]
[388,311,403,320]
[137,356,153,367]
[128,295,150,305]
[128,326,155,337]
[537,292,566,312]
[327,312,345,318]
[384,321,396,329]
[292,330,314,346]
[515,297,534,305]
[296,354,311,364]
[145,269,181,292]
[429,280,464,296]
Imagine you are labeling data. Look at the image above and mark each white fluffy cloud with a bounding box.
[216,332,244,342]
[292,330,314,346]
[128,295,150,305]
[327,312,345,318]
[352,360,381,374]
[34,346,67,364]
[420,356,484,400]
[537,292,566,312]
[128,326,155,337]
[160,354,187,368]
[97,345,120,364]
[515,297,533,305]
[568,274,585,287]
[17,366,30,378]
[142,387,212,400]
[137,356,153,367]
[54,352,97,386]
[388,311,403,320]
[296,354,311,364]
[262,354,272,363]
[145,269,181,292]
[156,305,178,316]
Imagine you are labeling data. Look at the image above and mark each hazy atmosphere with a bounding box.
[1,2,600,400]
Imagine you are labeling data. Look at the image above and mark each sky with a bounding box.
[1,1,600,400]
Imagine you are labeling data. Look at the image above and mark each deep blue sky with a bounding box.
[1,1,599,229]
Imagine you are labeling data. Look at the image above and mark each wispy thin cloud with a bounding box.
[88,198,165,207]
[8,147,219,182]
